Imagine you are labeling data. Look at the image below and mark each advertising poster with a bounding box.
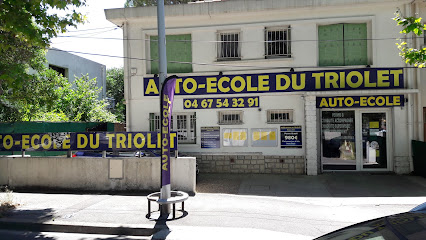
[280,126,302,148]
[251,128,278,147]
[201,127,220,148]
[223,128,248,147]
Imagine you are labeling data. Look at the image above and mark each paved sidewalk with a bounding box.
[0,173,425,239]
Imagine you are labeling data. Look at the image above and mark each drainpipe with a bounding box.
[406,2,414,172]
[415,2,424,142]
[124,22,132,132]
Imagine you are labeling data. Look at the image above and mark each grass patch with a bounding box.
[0,186,19,217]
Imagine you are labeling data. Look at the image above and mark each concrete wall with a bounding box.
[46,48,107,99]
[0,157,196,194]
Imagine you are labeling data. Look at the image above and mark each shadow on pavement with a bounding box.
[0,208,159,238]
[196,173,426,198]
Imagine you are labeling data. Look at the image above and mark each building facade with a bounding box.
[46,48,107,99]
[106,0,425,175]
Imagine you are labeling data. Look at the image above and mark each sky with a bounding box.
[50,0,127,69]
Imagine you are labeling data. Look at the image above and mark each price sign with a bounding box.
[183,97,259,109]
[281,126,302,148]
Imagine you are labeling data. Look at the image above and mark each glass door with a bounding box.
[321,110,356,170]
[361,111,389,170]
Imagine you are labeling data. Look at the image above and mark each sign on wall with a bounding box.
[144,68,403,96]
[316,95,404,108]
[183,96,259,109]
[251,128,278,147]
[223,128,248,147]
[0,132,178,152]
[201,127,221,148]
[280,126,302,148]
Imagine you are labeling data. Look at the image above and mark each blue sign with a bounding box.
[281,126,302,148]
[201,127,220,149]
[144,68,404,96]
[317,95,404,108]
[184,96,259,109]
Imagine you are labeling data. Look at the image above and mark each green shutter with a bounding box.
[319,24,344,66]
[344,23,368,66]
[150,36,159,74]
[150,34,193,74]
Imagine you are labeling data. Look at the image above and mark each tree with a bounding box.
[125,0,195,7]
[106,68,125,123]
[393,12,426,67]
[0,0,86,96]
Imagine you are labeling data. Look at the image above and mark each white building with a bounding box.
[46,48,107,99]
[105,0,425,175]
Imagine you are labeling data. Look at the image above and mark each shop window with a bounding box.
[267,110,293,123]
[217,31,241,61]
[150,34,193,74]
[149,112,196,144]
[218,111,243,125]
[318,23,368,66]
[265,26,291,58]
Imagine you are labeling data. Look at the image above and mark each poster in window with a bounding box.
[201,127,220,149]
[280,126,302,148]
[251,128,278,147]
[223,128,248,147]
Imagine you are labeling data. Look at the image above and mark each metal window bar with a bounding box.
[190,113,196,141]
[267,110,293,123]
[219,111,243,125]
[265,27,291,58]
[176,115,187,141]
[150,113,196,143]
[217,32,240,60]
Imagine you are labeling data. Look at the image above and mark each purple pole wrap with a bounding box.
[160,76,177,187]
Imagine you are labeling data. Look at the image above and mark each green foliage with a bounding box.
[54,75,117,122]
[0,0,86,96]
[125,0,195,7]
[106,68,125,123]
[0,66,117,123]
[393,12,426,68]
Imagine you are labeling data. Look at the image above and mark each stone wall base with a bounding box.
[186,153,305,174]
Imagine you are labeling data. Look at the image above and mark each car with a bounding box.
[314,202,426,239]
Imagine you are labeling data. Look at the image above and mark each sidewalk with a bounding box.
[0,173,425,239]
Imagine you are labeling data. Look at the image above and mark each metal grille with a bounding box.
[217,32,241,60]
[149,113,196,143]
[267,110,293,123]
[265,27,291,58]
[218,111,243,125]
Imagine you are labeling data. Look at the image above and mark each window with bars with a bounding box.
[218,111,243,125]
[265,27,291,58]
[217,32,241,60]
[267,110,294,123]
[149,112,196,144]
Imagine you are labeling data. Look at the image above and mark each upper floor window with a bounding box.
[217,31,241,61]
[49,64,68,78]
[318,23,368,66]
[150,34,192,74]
[265,26,291,58]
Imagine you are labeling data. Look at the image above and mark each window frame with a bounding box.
[318,23,369,67]
[218,110,244,125]
[217,31,241,61]
[149,112,196,144]
[264,26,292,58]
[267,109,294,124]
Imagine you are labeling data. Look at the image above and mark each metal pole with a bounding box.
[157,0,171,216]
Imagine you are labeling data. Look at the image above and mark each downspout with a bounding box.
[124,22,132,132]
[406,2,414,172]
[415,2,424,142]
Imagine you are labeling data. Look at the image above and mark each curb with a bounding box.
[0,221,159,236]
